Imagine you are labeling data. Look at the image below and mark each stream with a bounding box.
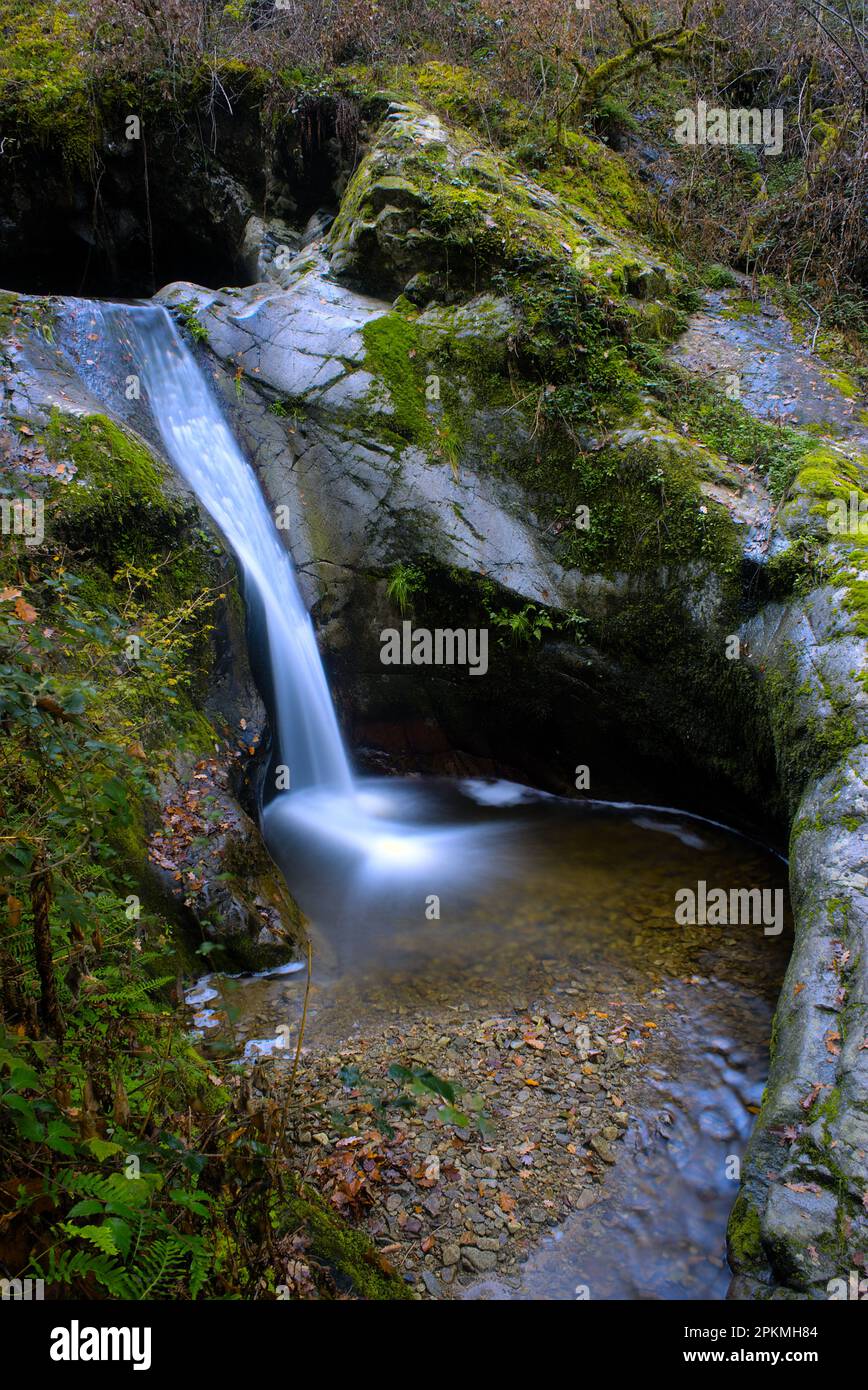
[198,780,790,1299]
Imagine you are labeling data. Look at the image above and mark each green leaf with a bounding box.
[45,1119,77,1155]
[387,1063,414,1084]
[5,1092,44,1141]
[105,1217,133,1260]
[67,1199,105,1218]
[60,1222,120,1256]
[437,1104,471,1128]
[413,1068,456,1104]
[82,1137,123,1161]
[168,1187,211,1218]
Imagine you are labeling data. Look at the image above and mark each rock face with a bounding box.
[3,96,868,1295]
[327,100,675,306]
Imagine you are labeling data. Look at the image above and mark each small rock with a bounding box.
[461,1247,497,1273]
[590,1135,616,1164]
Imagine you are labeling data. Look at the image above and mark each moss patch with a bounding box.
[284,1188,415,1299]
[727,1193,765,1269]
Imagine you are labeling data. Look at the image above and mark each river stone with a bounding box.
[461,1247,498,1273]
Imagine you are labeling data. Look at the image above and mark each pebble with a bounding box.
[461,1247,498,1273]
[590,1136,616,1164]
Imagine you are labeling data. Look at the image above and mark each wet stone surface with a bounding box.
[670,285,868,446]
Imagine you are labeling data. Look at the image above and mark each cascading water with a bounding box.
[93,302,480,882]
[98,303,354,797]
[67,294,791,1299]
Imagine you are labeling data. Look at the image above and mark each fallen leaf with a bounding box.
[14,597,37,622]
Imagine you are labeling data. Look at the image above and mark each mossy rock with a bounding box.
[282,1188,415,1299]
[327,101,678,311]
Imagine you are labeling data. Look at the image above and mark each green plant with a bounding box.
[385,562,426,615]
[488,602,554,644]
[389,1064,490,1134]
[702,264,739,290]
[175,301,209,343]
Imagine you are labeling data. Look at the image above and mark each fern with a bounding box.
[36,1245,129,1298]
[43,1167,213,1299]
[59,1220,121,1256]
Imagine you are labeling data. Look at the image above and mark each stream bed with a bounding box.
[190,779,791,1299]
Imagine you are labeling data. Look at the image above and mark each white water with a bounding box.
[100,304,353,795]
[96,304,479,876]
[91,303,767,901]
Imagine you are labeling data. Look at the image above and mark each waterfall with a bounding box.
[98,303,353,796]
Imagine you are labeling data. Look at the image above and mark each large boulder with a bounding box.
[327,101,676,307]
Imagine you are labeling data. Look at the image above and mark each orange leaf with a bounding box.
[13,597,37,622]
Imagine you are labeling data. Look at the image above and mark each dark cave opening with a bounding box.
[0,98,354,299]
[0,212,242,300]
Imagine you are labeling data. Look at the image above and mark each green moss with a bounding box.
[557,437,739,578]
[412,61,508,132]
[405,62,652,240]
[701,264,739,290]
[0,0,93,166]
[843,581,868,637]
[786,444,868,645]
[820,366,859,399]
[361,313,433,446]
[727,1193,764,1269]
[654,368,814,499]
[796,444,861,499]
[51,411,170,502]
[719,296,762,319]
[284,1189,414,1299]
[764,665,859,815]
[530,128,647,233]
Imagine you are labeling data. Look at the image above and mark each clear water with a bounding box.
[205,779,790,1299]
